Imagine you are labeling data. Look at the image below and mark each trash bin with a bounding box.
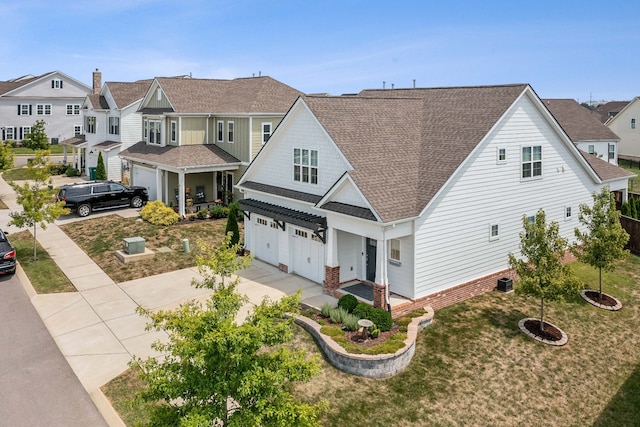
[89,167,96,180]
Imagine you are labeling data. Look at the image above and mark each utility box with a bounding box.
[497,277,513,293]
[123,237,145,255]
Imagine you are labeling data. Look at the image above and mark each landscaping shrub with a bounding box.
[140,200,180,226]
[196,209,209,220]
[320,302,333,318]
[65,166,78,177]
[329,307,349,324]
[225,208,240,246]
[353,303,393,332]
[209,205,228,219]
[342,313,360,332]
[337,294,358,313]
[229,201,242,222]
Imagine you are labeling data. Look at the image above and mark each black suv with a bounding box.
[0,230,16,275]
[57,181,149,217]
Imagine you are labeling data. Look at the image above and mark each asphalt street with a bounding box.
[0,273,108,427]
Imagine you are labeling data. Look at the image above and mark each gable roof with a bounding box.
[542,99,620,142]
[0,70,91,96]
[310,84,529,222]
[119,141,240,169]
[595,100,630,124]
[145,76,303,114]
[86,93,110,110]
[107,80,153,109]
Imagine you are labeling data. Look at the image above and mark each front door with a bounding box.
[366,238,377,282]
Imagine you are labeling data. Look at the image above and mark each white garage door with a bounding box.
[291,227,325,283]
[252,216,279,266]
[132,165,157,200]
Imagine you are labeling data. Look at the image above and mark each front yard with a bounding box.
[59,214,241,283]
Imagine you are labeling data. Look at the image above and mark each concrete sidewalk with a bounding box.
[0,173,336,426]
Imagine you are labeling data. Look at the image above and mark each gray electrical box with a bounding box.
[123,237,145,255]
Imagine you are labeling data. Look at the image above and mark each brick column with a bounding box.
[372,283,386,309]
[324,266,340,292]
[278,263,288,273]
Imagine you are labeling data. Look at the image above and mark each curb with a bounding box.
[15,261,126,427]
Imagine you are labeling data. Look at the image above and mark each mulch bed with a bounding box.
[522,319,564,342]
[583,291,618,307]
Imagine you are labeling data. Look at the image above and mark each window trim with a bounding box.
[293,148,318,184]
[389,239,401,262]
[496,147,506,164]
[262,122,272,144]
[51,79,63,89]
[170,120,177,143]
[521,145,542,180]
[632,118,636,130]
[74,125,82,136]
[608,143,615,160]
[66,104,80,115]
[217,120,224,143]
[36,104,51,115]
[86,116,96,134]
[565,206,572,221]
[489,223,499,241]
[227,121,234,143]
[108,116,120,135]
[148,120,162,145]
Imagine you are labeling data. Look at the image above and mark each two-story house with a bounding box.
[119,76,303,216]
[0,71,92,144]
[543,99,620,164]
[237,85,633,317]
[600,97,640,161]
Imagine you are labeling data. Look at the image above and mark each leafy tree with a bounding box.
[9,150,69,260]
[224,206,240,247]
[573,187,629,299]
[132,234,326,426]
[22,120,49,151]
[508,209,582,332]
[0,143,15,171]
[95,151,107,180]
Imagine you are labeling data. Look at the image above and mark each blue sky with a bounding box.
[1,0,637,102]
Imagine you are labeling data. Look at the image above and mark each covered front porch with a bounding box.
[60,135,87,174]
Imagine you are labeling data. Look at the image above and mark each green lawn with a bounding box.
[10,145,66,155]
[618,159,640,193]
[103,254,640,426]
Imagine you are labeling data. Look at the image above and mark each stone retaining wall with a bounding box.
[294,306,434,378]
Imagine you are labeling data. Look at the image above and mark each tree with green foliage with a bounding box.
[224,206,240,247]
[509,209,582,332]
[9,150,69,260]
[572,187,629,299]
[95,151,107,180]
[22,120,49,151]
[0,143,15,171]
[131,234,326,426]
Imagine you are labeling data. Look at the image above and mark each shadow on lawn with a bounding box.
[479,305,528,338]
[592,363,640,427]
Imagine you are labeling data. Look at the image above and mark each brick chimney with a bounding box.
[92,68,101,94]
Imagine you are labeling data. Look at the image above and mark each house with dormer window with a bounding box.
[0,71,91,145]
[119,76,302,216]
[237,85,633,317]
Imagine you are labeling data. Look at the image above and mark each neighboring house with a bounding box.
[543,99,620,164]
[237,84,633,317]
[0,71,92,144]
[74,70,152,181]
[119,76,303,215]
[601,97,640,161]
[595,100,629,124]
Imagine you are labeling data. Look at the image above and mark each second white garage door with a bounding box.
[132,165,157,201]
[291,227,325,283]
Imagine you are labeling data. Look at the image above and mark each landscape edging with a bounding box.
[294,306,434,378]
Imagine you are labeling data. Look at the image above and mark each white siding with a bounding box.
[575,140,618,165]
[608,100,640,158]
[332,180,369,207]
[106,151,121,181]
[337,231,362,282]
[387,235,414,297]
[413,95,601,298]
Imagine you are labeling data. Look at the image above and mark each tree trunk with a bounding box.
[32,223,37,262]
[598,267,603,300]
[539,297,545,332]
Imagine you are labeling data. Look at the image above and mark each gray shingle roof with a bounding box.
[595,101,630,123]
[578,150,635,182]
[0,73,47,95]
[119,141,240,168]
[542,99,619,142]
[151,76,303,114]
[107,80,152,109]
[87,93,109,110]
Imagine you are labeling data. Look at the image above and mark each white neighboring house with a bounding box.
[237,85,634,316]
[0,71,92,145]
[602,97,640,161]
[80,72,152,182]
[543,99,620,164]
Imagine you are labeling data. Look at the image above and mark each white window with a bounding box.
[20,127,31,139]
[143,120,148,140]
[489,224,499,241]
[294,229,308,238]
[608,144,615,160]
[293,148,318,184]
[565,206,572,221]
[632,118,636,130]
[170,120,177,143]
[496,147,506,164]
[74,125,82,136]
[389,239,401,262]
[66,104,80,115]
[257,218,267,226]
[51,79,63,89]
[86,116,96,134]
[588,145,595,154]
[36,104,51,115]
[156,88,162,101]
[148,120,161,144]
[19,104,31,116]
[262,122,272,144]
[228,121,234,143]
[217,121,224,142]
[108,117,120,135]
[3,127,15,140]
[522,146,542,179]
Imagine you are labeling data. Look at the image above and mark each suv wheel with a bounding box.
[77,204,91,217]
[130,196,143,208]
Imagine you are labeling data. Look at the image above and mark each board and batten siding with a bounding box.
[146,88,171,109]
[180,117,207,145]
[413,94,601,299]
[246,105,351,197]
[212,117,250,162]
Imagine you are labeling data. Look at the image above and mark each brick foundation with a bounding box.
[278,263,288,273]
[323,266,341,298]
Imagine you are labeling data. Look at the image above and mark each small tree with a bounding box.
[22,120,49,151]
[9,150,69,260]
[95,151,107,180]
[0,143,15,171]
[509,209,582,332]
[573,187,629,299]
[224,206,240,247]
[132,234,326,426]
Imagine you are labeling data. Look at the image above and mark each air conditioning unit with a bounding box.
[497,277,513,293]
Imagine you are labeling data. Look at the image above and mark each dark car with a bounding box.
[57,180,149,217]
[0,230,16,275]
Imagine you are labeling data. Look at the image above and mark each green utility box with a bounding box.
[89,167,96,180]
[123,237,145,254]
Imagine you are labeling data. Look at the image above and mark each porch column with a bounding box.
[155,168,162,202]
[63,146,67,164]
[374,238,388,309]
[178,170,186,217]
[323,227,340,294]
[164,170,169,204]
